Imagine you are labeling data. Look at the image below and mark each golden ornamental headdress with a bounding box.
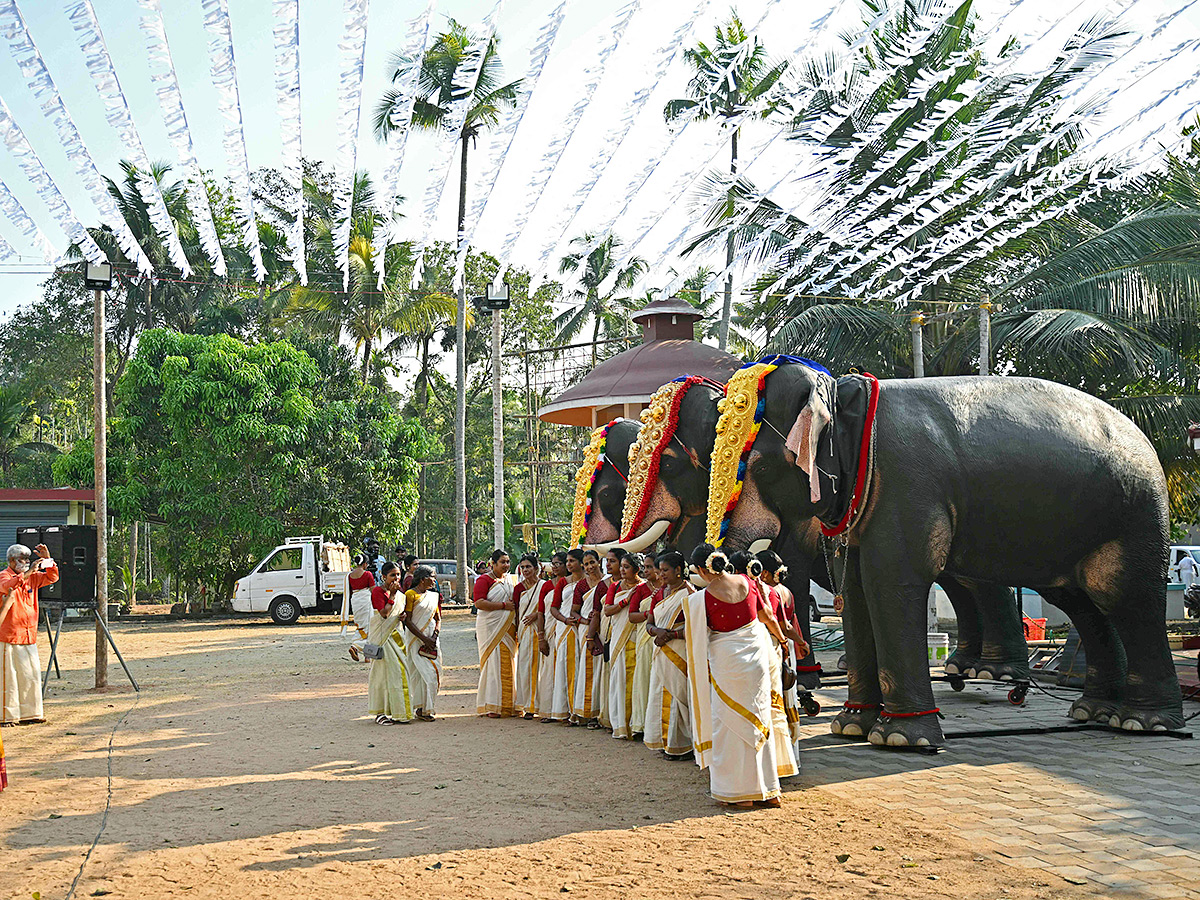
[571,418,622,546]
[620,376,707,541]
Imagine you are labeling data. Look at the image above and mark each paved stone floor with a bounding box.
[794,664,1200,899]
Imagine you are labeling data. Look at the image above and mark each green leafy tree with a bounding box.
[53,330,431,600]
[664,10,788,350]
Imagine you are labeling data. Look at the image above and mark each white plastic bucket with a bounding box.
[927,632,950,666]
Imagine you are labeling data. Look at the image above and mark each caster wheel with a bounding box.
[1007,686,1027,705]
[803,698,821,717]
[949,676,965,692]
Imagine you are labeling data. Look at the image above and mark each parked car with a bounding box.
[231,535,350,625]
[421,558,468,605]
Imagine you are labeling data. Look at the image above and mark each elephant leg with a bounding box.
[1095,571,1184,731]
[1041,587,1125,724]
[859,548,944,749]
[939,576,982,676]
[829,547,882,740]
[972,582,1031,682]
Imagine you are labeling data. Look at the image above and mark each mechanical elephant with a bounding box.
[614,376,827,687]
[709,356,1182,747]
[571,418,641,547]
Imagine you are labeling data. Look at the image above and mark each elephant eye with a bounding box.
[659,454,684,479]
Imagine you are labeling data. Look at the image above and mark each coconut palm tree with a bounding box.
[374,19,522,602]
[554,233,649,365]
[664,10,788,351]
[288,172,457,382]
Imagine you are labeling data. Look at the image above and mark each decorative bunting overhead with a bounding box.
[333,0,370,291]
[0,95,104,265]
[200,0,265,281]
[458,0,568,285]
[0,0,152,275]
[0,178,58,264]
[272,0,305,285]
[65,0,192,276]
[377,0,435,288]
[137,0,227,276]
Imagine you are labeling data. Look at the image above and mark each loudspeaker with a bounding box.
[17,525,97,606]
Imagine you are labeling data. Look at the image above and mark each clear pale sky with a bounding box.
[0,0,1197,321]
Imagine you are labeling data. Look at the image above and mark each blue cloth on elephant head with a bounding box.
[749,354,832,377]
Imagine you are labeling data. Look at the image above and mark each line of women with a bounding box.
[366,562,442,725]
[474,542,811,808]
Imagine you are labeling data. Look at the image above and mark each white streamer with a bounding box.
[137,0,227,276]
[273,0,305,285]
[0,228,15,261]
[377,0,435,288]
[334,0,370,291]
[0,179,58,264]
[201,0,265,281]
[0,95,104,265]
[0,0,151,275]
[491,0,640,277]
[66,0,191,276]
[457,0,569,285]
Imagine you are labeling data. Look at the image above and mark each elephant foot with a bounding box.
[1107,703,1184,733]
[943,651,980,677]
[867,712,944,749]
[968,659,1031,682]
[830,705,880,740]
[1068,695,1118,724]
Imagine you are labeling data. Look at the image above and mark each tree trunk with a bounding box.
[591,307,602,367]
[418,333,431,410]
[361,334,373,382]
[719,129,739,351]
[455,132,470,605]
[129,519,139,607]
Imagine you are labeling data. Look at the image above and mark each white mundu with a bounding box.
[685,587,795,804]
[644,584,691,756]
[475,575,516,716]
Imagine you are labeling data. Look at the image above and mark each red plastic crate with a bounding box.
[1022,616,1047,641]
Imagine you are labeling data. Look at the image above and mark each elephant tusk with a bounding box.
[602,519,671,554]
[748,539,772,555]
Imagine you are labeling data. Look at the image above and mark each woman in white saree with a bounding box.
[402,565,441,721]
[535,552,567,721]
[572,550,607,726]
[644,551,692,759]
[512,553,546,719]
[684,544,795,808]
[473,550,517,718]
[342,554,376,662]
[626,554,658,737]
[549,549,584,722]
[367,562,413,725]
[603,552,651,739]
[757,550,812,755]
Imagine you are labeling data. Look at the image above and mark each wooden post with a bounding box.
[910,314,925,378]
[979,302,992,376]
[93,287,108,688]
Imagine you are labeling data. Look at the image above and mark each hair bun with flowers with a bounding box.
[747,559,763,578]
[776,564,789,581]
[706,551,728,573]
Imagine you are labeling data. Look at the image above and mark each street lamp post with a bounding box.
[84,261,112,689]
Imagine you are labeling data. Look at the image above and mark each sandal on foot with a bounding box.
[348,646,361,662]
[755,797,782,808]
[375,714,394,725]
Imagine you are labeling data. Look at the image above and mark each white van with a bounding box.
[231,536,350,624]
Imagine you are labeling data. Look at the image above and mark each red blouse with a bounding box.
[644,585,666,615]
[472,573,496,604]
[705,576,762,632]
[370,584,393,612]
[537,578,558,614]
[349,571,375,592]
[626,582,653,612]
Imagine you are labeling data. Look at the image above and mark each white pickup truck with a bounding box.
[231,536,351,625]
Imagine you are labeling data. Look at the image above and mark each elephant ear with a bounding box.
[784,370,834,503]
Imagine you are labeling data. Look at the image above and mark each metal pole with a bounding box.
[979,302,991,376]
[910,314,925,378]
[93,287,108,689]
[492,308,505,550]
[525,351,537,550]
[455,282,468,605]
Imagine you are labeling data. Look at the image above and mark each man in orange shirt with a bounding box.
[0,543,58,726]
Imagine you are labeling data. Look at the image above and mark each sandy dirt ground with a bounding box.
[0,611,1122,900]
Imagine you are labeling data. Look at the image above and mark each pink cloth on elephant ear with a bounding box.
[785,392,832,504]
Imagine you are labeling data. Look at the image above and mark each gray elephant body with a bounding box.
[730,368,1181,746]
